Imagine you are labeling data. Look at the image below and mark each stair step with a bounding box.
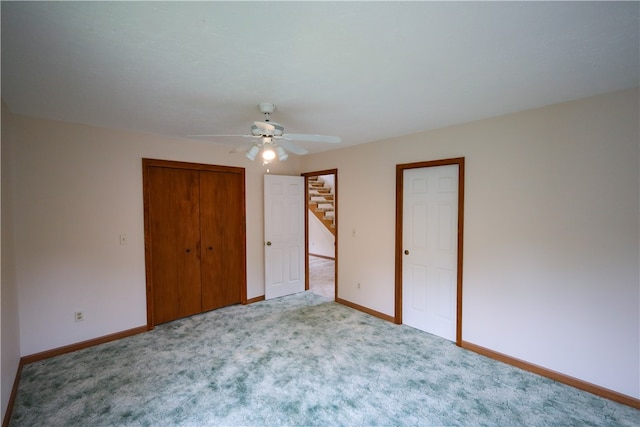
[310,196,332,203]
[324,211,335,219]
[316,203,334,211]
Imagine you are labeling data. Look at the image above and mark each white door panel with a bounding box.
[265,175,305,299]
[403,165,458,341]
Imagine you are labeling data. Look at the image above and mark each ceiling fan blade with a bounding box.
[188,134,253,138]
[229,142,254,154]
[283,133,341,143]
[278,140,309,155]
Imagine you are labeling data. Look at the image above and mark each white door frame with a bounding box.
[395,158,465,346]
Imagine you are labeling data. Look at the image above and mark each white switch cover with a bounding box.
[119,234,128,245]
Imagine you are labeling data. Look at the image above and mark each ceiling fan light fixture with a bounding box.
[246,144,260,161]
[262,142,276,161]
[276,145,288,161]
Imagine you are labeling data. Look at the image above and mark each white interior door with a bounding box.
[264,174,305,299]
[402,165,458,341]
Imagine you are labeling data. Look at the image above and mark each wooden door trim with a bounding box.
[142,158,247,329]
[301,169,338,299]
[395,157,465,346]
[142,158,245,174]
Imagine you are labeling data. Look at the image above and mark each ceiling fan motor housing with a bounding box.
[252,121,284,137]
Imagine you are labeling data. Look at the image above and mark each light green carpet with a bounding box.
[308,255,334,299]
[10,292,639,426]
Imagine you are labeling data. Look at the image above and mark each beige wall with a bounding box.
[1,102,21,422]
[300,88,640,398]
[308,213,335,258]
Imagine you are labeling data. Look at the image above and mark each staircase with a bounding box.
[308,176,336,235]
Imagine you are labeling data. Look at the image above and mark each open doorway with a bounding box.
[303,170,337,300]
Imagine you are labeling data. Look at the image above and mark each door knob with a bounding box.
[404,250,409,255]
[266,241,272,246]
[186,249,191,253]
[208,246,213,250]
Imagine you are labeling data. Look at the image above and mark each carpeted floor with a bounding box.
[308,255,334,300]
[10,292,640,426]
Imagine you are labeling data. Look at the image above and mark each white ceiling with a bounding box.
[2,1,639,154]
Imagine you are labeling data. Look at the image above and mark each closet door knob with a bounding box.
[208,246,213,250]
[186,249,191,253]
[266,241,272,246]
[404,250,409,255]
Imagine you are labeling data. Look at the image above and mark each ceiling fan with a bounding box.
[190,102,341,164]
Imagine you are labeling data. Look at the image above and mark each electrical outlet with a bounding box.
[119,233,128,245]
[74,311,84,322]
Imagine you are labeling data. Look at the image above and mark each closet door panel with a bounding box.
[148,167,202,324]
[200,170,244,311]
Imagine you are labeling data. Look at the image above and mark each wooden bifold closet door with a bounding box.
[143,159,246,327]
